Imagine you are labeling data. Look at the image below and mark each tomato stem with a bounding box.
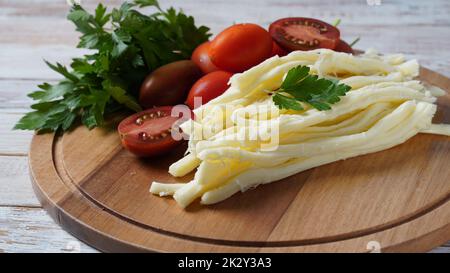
[332,18,341,27]
[349,37,360,47]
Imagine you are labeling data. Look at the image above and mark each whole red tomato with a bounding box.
[209,23,273,73]
[185,71,233,109]
[191,41,219,74]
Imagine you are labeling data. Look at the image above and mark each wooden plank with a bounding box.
[0,112,33,155]
[0,156,38,207]
[0,1,449,79]
[0,205,447,253]
[430,244,450,253]
[0,79,41,110]
[0,156,39,207]
[0,0,449,27]
[0,44,87,80]
[0,27,449,80]
[0,206,97,253]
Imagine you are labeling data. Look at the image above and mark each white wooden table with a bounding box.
[0,0,449,253]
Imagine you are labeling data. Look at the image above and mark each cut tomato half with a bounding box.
[334,39,354,54]
[269,17,340,51]
[118,106,192,157]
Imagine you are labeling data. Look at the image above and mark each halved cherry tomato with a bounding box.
[271,41,288,57]
[191,41,220,74]
[334,39,354,54]
[118,107,191,157]
[209,23,273,72]
[185,71,233,109]
[269,17,340,51]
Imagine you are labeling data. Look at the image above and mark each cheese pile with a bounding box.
[150,49,450,208]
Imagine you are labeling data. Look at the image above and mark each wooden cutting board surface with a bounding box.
[29,67,450,252]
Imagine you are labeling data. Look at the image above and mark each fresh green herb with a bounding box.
[272,65,351,111]
[14,0,210,132]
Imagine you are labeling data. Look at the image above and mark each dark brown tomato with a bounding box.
[269,17,340,51]
[139,60,202,108]
[118,106,191,157]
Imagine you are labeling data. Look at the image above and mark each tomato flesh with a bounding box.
[269,17,340,51]
[118,107,190,157]
[191,42,220,74]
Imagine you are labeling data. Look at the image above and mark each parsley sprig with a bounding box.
[272,66,351,111]
[14,0,210,132]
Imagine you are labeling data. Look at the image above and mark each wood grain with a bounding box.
[0,113,33,156]
[28,67,450,252]
[1,0,450,252]
[0,207,96,253]
[0,80,37,110]
[0,156,38,207]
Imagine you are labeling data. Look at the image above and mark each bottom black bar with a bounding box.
[0,253,447,272]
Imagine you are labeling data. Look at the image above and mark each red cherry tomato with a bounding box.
[271,41,288,57]
[334,40,354,54]
[185,71,233,109]
[191,41,219,74]
[209,23,273,73]
[269,17,340,51]
[118,107,191,157]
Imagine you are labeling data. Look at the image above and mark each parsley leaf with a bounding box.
[272,65,351,111]
[273,93,304,111]
[134,0,161,9]
[15,0,211,133]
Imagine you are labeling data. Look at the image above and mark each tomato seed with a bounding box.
[135,118,143,125]
[138,132,148,141]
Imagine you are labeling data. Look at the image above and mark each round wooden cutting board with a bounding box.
[29,67,450,253]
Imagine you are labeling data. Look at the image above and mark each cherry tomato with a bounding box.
[118,107,191,157]
[209,23,273,72]
[185,71,233,109]
[269,17,340,51]
[270,41,288,57]
[334,39,354,54]
[191,42,220,74]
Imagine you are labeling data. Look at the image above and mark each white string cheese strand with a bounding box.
[150,49,449,208]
